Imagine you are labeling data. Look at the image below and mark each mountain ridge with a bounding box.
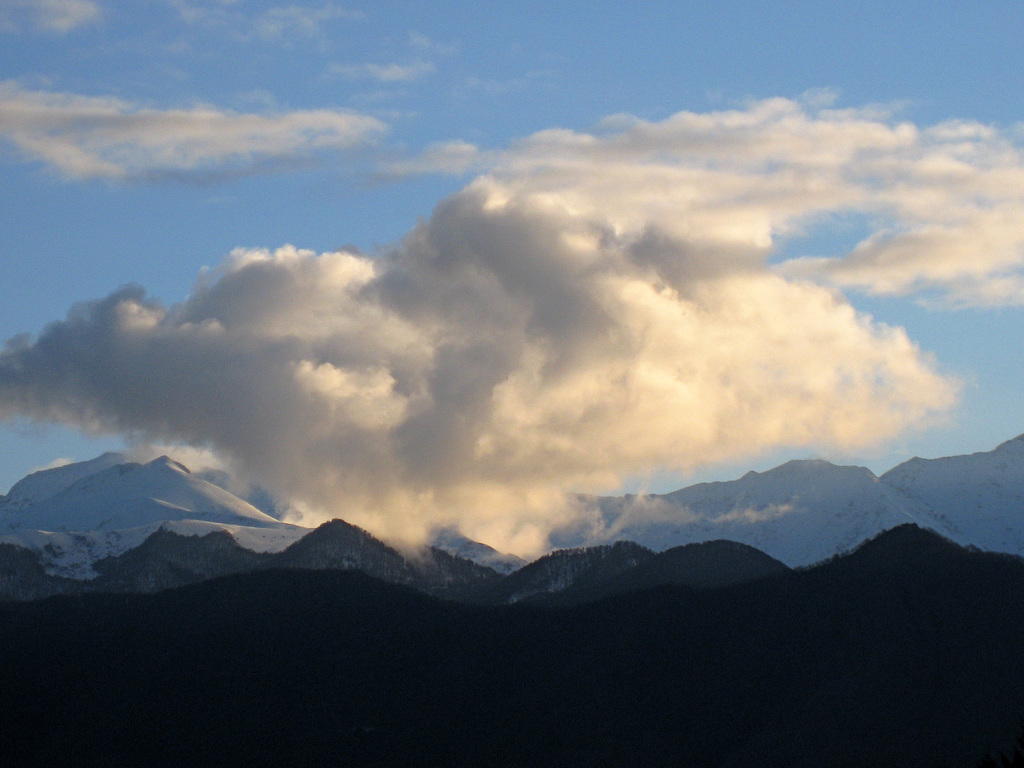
[4,431,1024,595]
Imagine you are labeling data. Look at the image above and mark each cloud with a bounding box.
[0,137,957,555]
[0,0,100,33]
[328,30,449,86]
[250,4,361,42]
[331,61,436,83]
[0,82,387,180]
[384,140,483,176]
[405,97,1024,307]
[167,1,359,41]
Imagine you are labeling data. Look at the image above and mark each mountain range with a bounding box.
[5,438,1024,765]
[3,433,1024,600]
[554,434,1024,565]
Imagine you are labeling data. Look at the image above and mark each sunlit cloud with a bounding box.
[0,81,387,180]
[0,0,101,33]
[407,97,1024,307]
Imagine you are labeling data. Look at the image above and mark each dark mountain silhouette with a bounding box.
[91,527,269,592]
[0,542,76,600]
[0,521,789,603]
[598,538,790,593]
[269,518,500,596]
[469,539,654,603]
[0,518,503,601]
[473,538,790,605]
[2,524,1023,767]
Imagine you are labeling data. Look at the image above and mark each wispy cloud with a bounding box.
[329,30,450,85]
[331,60,436,83]
[250,3,361,42]
[384,140,483,176]
[0,0,101,33]
[0,81,387,180]
[166,1,360,42]
[407,30,456,57]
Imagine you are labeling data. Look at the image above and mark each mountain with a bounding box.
[473,538,791,606]
[0,517,503,602]
[0,451,125,512]
[0,455,286,533]
[89,527,270,594]
[0,453,524,579]
[881,433,1024,553]
[273,518,500,597]
[474,540,654,604]
[0,542,77,601]
[554,459,949,566]
[429,528,527,574]
[2,526,1023,768]
[552,437,1024,566]
[599,538,790,593]
[0,454,506,600]
[0,455,309,579]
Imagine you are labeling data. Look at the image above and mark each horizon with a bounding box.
[3,2,1024,551]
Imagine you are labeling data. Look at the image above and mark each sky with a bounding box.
[2,0,1024,553]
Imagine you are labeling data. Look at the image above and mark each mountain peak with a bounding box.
[766,459,876,480]
[994,433,1024,454]
[148,455,191,474]
[843,523,965,570]
[2,451,127,510]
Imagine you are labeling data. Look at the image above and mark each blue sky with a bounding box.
[2,1,1024,548]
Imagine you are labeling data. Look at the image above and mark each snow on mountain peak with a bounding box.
[553,457,930,567]
[0,454,290,535]
[2,451,126,510]
[0,453,311,579]
[880,436,1024,553]
[150,455,191,474]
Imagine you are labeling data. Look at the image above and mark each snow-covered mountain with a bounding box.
[0,455,308,578]
[429,528,527,575]
[1,455,287,533]
[0,451,125,513]
[881,434,1024,553]
[552,435,1024,566]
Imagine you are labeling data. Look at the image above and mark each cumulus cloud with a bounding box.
[0,137,958,554]
[0,82,386,180]
[0,0,100,33]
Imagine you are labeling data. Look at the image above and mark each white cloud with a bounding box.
[442,97,1024,307]
[0,82,387,179]
[0,0,100,33]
